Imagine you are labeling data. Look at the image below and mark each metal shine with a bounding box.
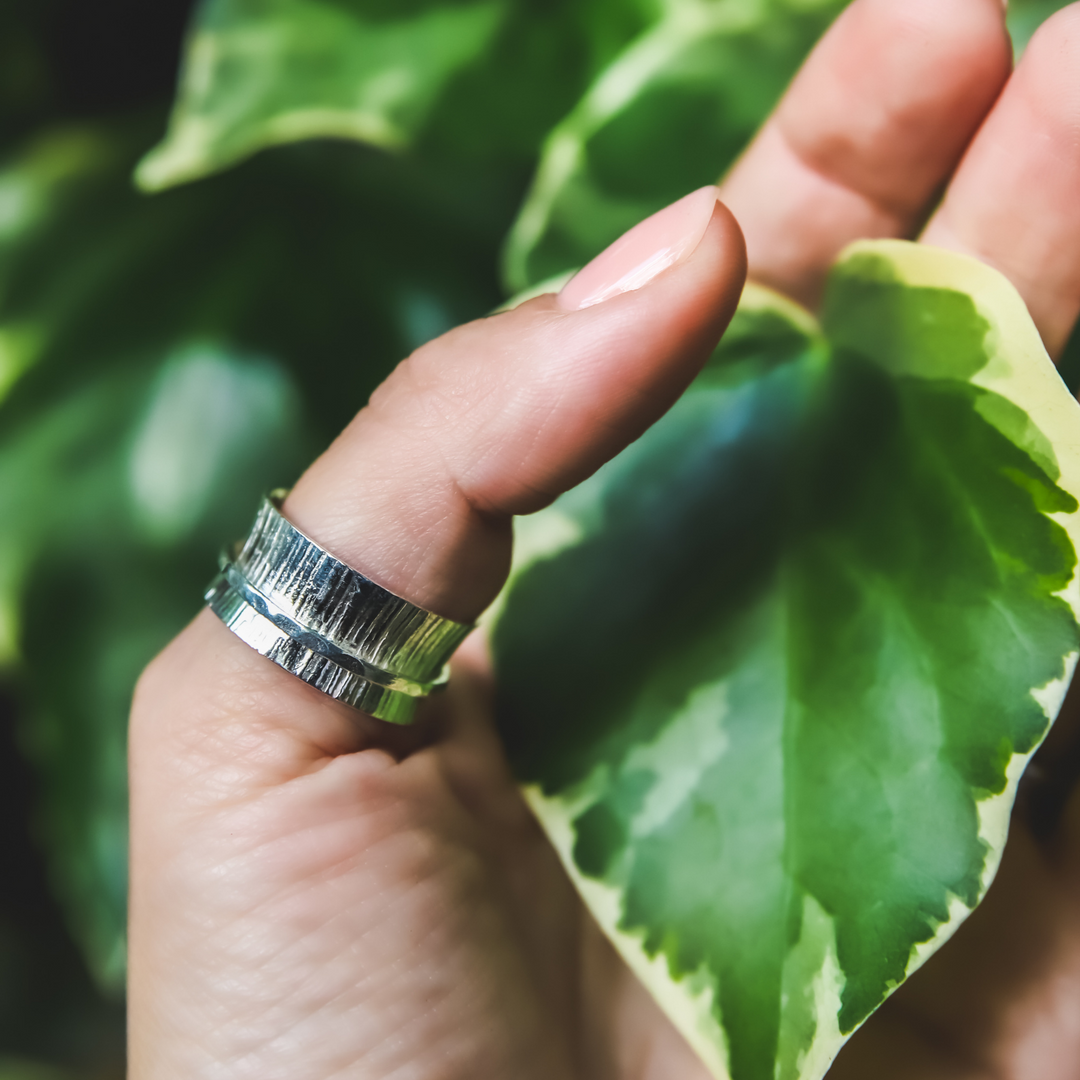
[206,491,474,724]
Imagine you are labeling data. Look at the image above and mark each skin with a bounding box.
[128,1,1080,1076]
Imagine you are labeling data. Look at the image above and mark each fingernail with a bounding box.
[557,186,721,311]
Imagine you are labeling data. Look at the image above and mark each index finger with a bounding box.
[719,0,1011,306]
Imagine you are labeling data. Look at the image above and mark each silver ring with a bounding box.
[205,490,474,724]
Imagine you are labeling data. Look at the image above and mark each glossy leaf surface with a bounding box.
[494,241,1080,1080]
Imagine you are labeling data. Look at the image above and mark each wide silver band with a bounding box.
[205,491,474,724]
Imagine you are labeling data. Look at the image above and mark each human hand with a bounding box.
[128,1,1080,1077]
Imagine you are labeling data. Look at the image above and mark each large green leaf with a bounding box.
[136,0,508,190]
[419,0,664,168]
[501,0,848,292]
[136,0,663,191]
[0,118,510,987]
[493,241,1080,1080]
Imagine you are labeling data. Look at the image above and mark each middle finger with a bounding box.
[719,0,1011,306]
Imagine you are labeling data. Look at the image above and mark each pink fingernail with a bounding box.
[557,186,721,311]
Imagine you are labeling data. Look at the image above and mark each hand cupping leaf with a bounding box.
[493,241,1080,1080]
[5,0,1079,1034]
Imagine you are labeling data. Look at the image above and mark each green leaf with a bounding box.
[0,1059,73,1080]
[421,0,664,168]
[493,241,1080,1080]
[1058,317,1080,396]
[0,117,510,987]
[1006,0,1075,54]
[0,1,54,149]
[136,0,509,190]
[501,0,849,292]
[138,0,667,191]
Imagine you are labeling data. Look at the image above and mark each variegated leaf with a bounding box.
[493,240,1080,1080]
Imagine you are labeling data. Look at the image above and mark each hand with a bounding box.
[127,1,1080,1077]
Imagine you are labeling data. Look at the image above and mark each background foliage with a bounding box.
[0,0,1075,1075]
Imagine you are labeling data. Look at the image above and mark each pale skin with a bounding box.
[129,1,1080,1076]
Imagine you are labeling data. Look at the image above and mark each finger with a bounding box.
[128,190,744,1077]
[921,4,1080,360]
[285,187,745,623]
[135,185,744,766]
[719,0,1011,306]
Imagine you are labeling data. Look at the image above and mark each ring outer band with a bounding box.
[205,491,474,724]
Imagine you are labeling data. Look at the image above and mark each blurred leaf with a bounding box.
[0,2,55,148]
[136,0,509,190]
[0,1059,73,1080]
[421,0,665,167]
[138,0,671,191]
[5,351,300,985]
[494,243,1080,1079]
[501,0,1080,292]
[1006,0,1075,54]
[0,116,511,987]
[0,686,125,1070]
[502,0,849,292]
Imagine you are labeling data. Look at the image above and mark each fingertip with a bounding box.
[700,198,749,311]
[472,195,746,500]
[556,186,731,311]
[539,193,746,396]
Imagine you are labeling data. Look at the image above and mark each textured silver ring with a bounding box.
[205,490,474,724]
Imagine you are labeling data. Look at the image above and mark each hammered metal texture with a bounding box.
[234,493,472,682]
[217,562,439,693]
[204,492,475,723]
[205,574,422,724]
